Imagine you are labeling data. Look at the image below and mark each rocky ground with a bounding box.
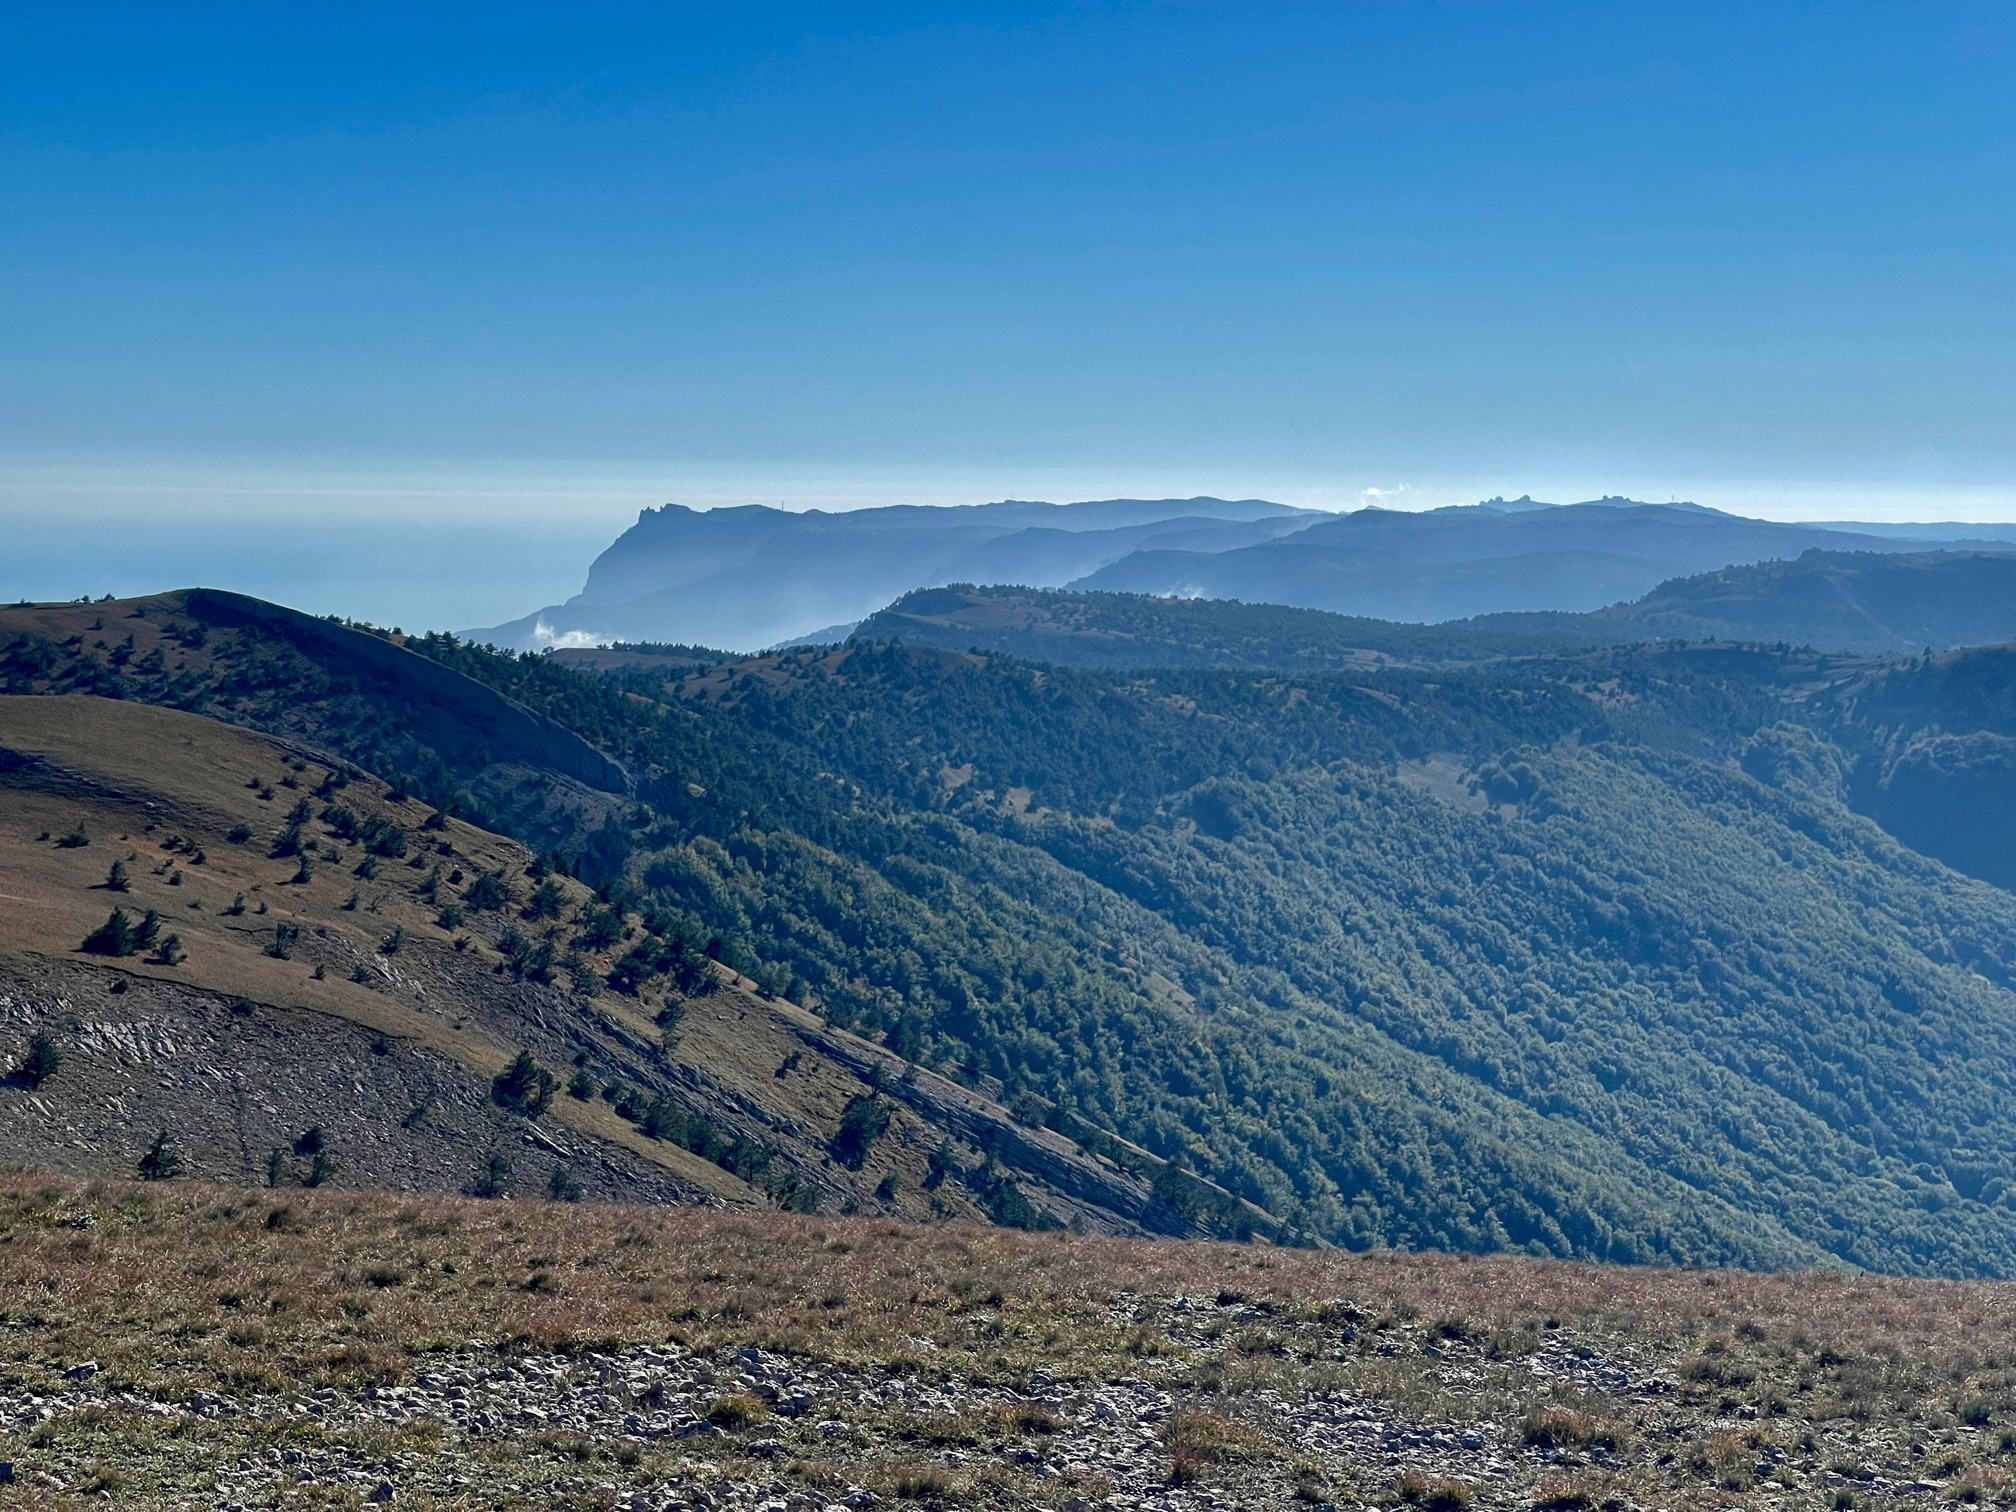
[0,962,712,1209]
[5,1174,2015,1509]
[2,1314,1981,1511]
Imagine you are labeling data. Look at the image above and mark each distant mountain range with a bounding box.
[468,497,1320,652]
[1072,498,2011,622]
[857,549,2016,666]
[466,494,2016,653]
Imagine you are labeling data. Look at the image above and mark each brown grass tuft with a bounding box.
[1396,1469,1474,1510]
[705,1392,769,1430]
[1520,1405,1633,1452]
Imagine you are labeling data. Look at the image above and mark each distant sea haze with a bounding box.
[1,516,617,636]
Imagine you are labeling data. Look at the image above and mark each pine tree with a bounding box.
[17,1031,61,1089]
[80,908,136,956]
[491,1051,555,1118]
[137,1130,182,1181]
[523,878,566,920]
[467,1150,511,1198]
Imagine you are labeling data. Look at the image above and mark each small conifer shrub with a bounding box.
[546,1166,584,1202]
[463,871,510,911]
[492,1051,556,1118]
[467,1150,511,1198]
[16,1030,62,1089]
[828,1095,892,1170]
[523,879,566,921]
[81,907,158,957]
[137,1130,183,1181]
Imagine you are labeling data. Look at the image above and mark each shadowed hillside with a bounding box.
[849,585,1607,670]
[1593,549,2016,653]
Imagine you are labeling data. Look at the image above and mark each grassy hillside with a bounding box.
[7,1171,2016,1509]
[0,685,1260,1238]
[15,594,2016,1273]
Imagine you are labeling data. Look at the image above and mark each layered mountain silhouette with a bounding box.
[468,497,1320,652]
[1071,499,2003,622]
[468,493,2010,653]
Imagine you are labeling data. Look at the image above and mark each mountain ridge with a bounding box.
[1068,502,1980,621]
[471,497,1323,653]
[28,590,2016,1270]
[0,600,1276,1238]
[467,494,2009,654]
[854,548,2016,668]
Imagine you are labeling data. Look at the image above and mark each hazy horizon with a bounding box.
[12,465,2016,634]
[7,3,2015,627]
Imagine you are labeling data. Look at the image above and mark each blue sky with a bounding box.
[4,3,2015,622]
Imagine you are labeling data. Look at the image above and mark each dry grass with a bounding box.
[704,1392,770,1430]
[12,1169,2016,1403]
[1396,1468,1477,1510]
[16,1171,2016,1505]
[1159,1405,1278,1485]
[1520,1405,1633,1452]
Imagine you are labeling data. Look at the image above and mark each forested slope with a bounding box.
[1601,549,2016,653]
[14,595,2016,1272]
[856,550,2016,672]
[850,584,1606,669]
